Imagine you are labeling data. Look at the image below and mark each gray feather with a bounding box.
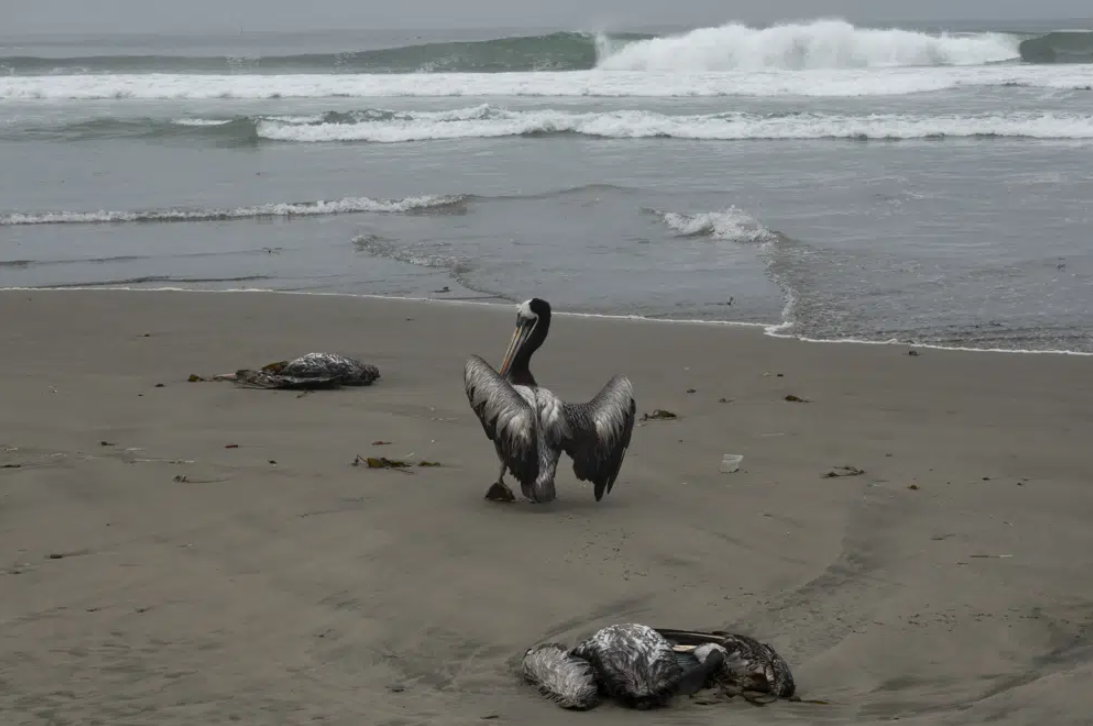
[571,623,682,710]
[463,355,540,488]
[653,627,797,699]
[522,644,601,710]
[704,633,797,698]
[561,374,637,501]
[722,634,797,698]
[233,352,379,389]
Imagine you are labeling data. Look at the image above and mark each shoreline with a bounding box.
[4,284,1090,358]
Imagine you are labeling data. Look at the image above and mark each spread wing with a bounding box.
[463,355,539,487]
[561,374,636,501]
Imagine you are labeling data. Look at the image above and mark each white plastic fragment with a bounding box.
[719,454,743,474]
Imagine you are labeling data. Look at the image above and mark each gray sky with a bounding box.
[7,0,1091,35]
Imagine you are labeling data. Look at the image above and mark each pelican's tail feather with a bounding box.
[522,643,601,710]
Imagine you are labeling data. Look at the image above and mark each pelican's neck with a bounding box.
[507,309,551,388]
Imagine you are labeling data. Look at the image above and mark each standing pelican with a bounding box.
[463,298,636,503]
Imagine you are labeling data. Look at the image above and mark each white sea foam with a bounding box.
[248,108,1093,143]
[0,194,464,226]
[595,20,1020,71]
[1,65,1089,101]
[171,118,233,127]
[653,207,775,242]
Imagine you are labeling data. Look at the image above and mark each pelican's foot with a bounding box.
[485,481,516,503]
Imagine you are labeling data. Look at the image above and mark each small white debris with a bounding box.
[719,454,743,474]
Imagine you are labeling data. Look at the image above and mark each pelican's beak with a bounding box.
[498,319,534,378]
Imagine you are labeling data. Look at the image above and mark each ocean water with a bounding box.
[2,19,1092,353]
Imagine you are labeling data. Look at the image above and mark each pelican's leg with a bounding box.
[485,462,516,503]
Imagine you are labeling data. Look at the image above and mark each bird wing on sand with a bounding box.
[277,352,380,386]
[521,643,601,710]
[561,374,637,501]
[464,354,540,489]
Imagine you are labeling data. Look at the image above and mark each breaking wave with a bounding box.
[5,65,1088,100]
[595,20,1021,71]
[0,194,467,226]
[22,107,1091,145]
[0,21,1033,78]
[649,206,776,242]
[249,107,1093,142]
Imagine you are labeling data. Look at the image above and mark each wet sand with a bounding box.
[1,289,1092,726]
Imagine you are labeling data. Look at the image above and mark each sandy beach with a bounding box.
[2,288,1092,726]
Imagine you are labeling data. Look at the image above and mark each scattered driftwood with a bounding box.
[172,474,231,484]
[823,466,865,478]
[784,394,809,403]
[351,454,442,471]
[641,409,678,422]
[354,455,409,469]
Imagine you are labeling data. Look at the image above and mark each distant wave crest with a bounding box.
[0,194,467,226]
[0,31,619,76]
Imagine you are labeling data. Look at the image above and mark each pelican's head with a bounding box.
[692,643,728,665]
[499,297,551,377]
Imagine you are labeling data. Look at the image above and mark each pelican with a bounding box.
[215,352,380,390]
[654,628,797,702]
[463,298,637,503]
[522,623,727,711]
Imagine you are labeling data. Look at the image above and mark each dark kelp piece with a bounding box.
[641,409,678,421]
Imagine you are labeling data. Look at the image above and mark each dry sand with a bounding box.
[1,289,1092,726]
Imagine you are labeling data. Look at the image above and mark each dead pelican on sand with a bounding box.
[215,352,380,390]
[522,624,796,711]
[523,623,725,711]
